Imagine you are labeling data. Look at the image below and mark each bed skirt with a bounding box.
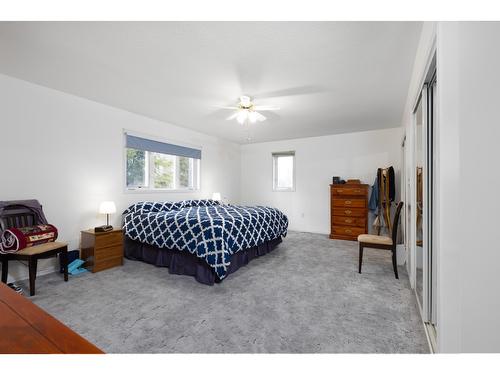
[124,236,283,285]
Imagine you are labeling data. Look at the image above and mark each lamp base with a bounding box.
[94,225,113,233]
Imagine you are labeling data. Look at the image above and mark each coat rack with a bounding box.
[416,166,423,246]
[376,167,393,235]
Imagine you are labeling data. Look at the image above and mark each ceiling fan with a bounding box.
[216,95,280,124]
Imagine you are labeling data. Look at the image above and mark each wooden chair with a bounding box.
[357,201,403,279]
[0,205,68,296]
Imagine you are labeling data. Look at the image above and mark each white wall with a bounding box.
[240,128,402,235]
[403,21,500,352]
[0,74,241,281]
[436,22,500,353]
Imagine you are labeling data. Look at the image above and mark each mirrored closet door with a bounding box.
[409,58,437,348]
[414,91,424,309]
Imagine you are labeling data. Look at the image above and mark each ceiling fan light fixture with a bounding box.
[219,95,277,126]
[236,111,247,124]
[239,95,252,108]
[248,111,257,123]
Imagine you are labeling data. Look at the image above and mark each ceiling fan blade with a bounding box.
[234,61,262,98]
[253,105,280,111]
[255,111,267,122]
[206,108,233,120]
[259,110,280,121]
[226,112,239,121]
[253,85,325,99]
[213,105,239,110]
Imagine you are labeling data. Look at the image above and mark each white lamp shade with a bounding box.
[99,201,116,214]
[212,192,222,201]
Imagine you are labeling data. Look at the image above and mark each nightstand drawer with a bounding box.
[95,245,123,261]
[95,231,122,248]
[93,256,123,273]
[81,228,124,273]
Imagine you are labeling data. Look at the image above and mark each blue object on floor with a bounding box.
[70,267,88,276]
[67,259,88,275]
[68,258,84,273]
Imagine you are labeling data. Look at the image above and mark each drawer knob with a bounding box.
[345,219,352,223]
[354,189,361,193]
[345,210,352,214]
[345,229,352,233]
[345,200,352,204]
[337,189,343,193]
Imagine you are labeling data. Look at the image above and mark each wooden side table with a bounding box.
[0,283,103,353]
[80,228,123,273]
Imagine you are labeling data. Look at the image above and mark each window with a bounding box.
[272,151,295,191]
[125,133,200,191]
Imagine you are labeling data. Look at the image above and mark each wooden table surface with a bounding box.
[0,283,103,354]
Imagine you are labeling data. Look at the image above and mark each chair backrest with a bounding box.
[391,202,404,246]
[0,204,39,231]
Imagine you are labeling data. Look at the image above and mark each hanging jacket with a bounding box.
[368,176,379,211]
[369,166,396,210]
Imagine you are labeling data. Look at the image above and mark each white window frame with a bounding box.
[123,131,201,193]
[272,151,296,192]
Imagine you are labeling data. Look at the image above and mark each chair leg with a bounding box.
[358,243,364,273]
[29,258,38,296]
[392,249,399,279]
[1,258,8,283]
[61,248,69,282]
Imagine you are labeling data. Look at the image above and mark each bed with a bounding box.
[122,200,288,285]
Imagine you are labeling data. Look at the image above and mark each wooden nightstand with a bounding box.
[80,228,123,273]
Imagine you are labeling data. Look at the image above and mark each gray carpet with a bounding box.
[25,231,428,353]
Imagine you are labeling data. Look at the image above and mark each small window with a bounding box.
[125,133,200,191]
[272,151,295,191]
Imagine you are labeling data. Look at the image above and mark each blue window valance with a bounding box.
[125,133,201,159]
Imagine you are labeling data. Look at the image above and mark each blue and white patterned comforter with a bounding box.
[123,200,288,280]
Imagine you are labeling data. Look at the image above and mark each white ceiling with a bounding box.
[0,22,422,144]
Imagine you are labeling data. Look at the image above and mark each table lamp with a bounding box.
[96,201,116,232]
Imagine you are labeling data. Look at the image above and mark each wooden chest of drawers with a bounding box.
[80,228,123,273]
[330,183,369,241]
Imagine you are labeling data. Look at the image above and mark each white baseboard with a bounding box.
[396,244,406,265]
[1,258,59,283]
[287,228,329,235]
